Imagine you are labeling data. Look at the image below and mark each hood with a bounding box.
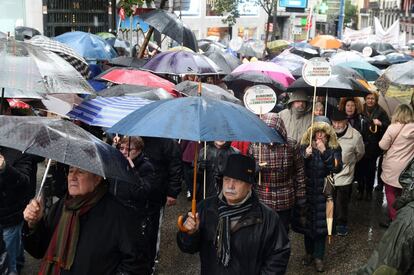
[401,123,414,140]
[300,121,340,149]
[261,112,287,140]
[394,157,414,209]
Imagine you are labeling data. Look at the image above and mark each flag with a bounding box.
[305,9,313,31]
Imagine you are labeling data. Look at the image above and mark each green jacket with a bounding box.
[355,158,414,275]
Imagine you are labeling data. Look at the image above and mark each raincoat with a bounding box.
[279,106,312,143]
[355,158,414,275]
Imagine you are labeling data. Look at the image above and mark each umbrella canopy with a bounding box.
[108,56,149,68]
[289,46,320,59]
[198,39,226,52]
[271,50,306,72]
[0,115,135,183]
[337,61,381,81]
[370,42,395,55]
[267,40,290,53]
[309,35,342,49]
[67,96,152,128]
[142,51,223,75]
[28,35,90,78]
[366,54,391,69]
[138,9,198,52]
[223,71,286,97]
[95,67,176,93]
[108,96,285,143]
[232,61,295,88]
[167,46,194,52]
[55,31,118,61]
[0,38,94,96]
[14,26,41,40]
[98,84,174,100]
[203,46,241,74]
[385,52,413,64]
[96,32,116,40]
[175,81,241,104]
[288,74,371,97]
[329,50,364,66]
[238,39,265,58]
[381,60,414,86]
[106,37,131,54]
[31,94,83,117]
[375,73,413,103]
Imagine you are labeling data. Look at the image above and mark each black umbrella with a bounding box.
[198,39,226,52]
[14,26,41,40]
[99,84,174,100]
[223,71,286,99]
[287,75,371,97]
[203,47,241,74]
[108,56,149,68]
[370,42,396,55]
[0,115,135,183]
[289,46,319,59]
[138,9,199,52]
[175,81,241,104]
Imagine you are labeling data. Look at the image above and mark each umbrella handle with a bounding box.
[369,124,378,133]
[177,215,189,233]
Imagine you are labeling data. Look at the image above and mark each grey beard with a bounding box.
[292,107,306,118]
[334,127,346,134]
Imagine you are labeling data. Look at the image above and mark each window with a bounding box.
[175,0,200,16]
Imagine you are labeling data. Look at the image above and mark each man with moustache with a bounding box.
[279,91,312,143]
[331,109,365,236]
[177,154,290,275]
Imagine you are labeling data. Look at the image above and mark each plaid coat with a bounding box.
[249,113,306,211]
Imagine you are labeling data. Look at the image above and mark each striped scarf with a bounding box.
[38,183,107,275]
[214,191,253,267]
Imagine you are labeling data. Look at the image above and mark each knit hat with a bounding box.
[288,90,309,105]
[223,154,256,184]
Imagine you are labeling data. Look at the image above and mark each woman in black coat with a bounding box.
[300,122,342,273]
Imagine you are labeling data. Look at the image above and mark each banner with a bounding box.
[342,27,373,43]
[374,17,400,46]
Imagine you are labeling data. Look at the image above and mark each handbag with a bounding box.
[323,174,335,199]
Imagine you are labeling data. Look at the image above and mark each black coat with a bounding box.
[299,146,342,237]
[0,147,33,227]
[108,153,162,215]
[360,105,390,159]
[177,193,291,275]
[142,137,183,203]
[23,191,151,275]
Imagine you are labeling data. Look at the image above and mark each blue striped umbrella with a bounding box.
[67,96,152,128]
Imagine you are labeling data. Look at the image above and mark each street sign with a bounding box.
[243,85,277,115]
[302,57,331,87]
[362,46,373,57]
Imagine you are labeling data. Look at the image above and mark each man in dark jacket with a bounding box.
[0,147,33,274]
[177,154,290,275]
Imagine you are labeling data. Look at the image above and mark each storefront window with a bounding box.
[238,27,257,40]
[207,27,230,45]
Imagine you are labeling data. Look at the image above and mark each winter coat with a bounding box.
[142,137,183,203]
[298,122,343,237]
[249,112,306,211]
[279,107,312,143]
[23,191,151,275]
[177,193,291,275]
[108,153,162,215]
[360,104,390,159]
[379,122,414,188]
[334,125,365,186]
[197,143,239,199]
[0,147,33,228]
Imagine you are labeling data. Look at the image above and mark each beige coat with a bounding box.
[379,122,414,188]
[334,125,365,186]
[279,108,312,143]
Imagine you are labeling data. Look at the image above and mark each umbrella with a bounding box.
[14,26,41,40]
[370,42,395,55]
[175,81,241,104]
[0,115,135,183]
[267,40,290,53]
[385,52,413,64]
[366,55,391,69]
[55,31,118,61]
[31,94,83,117]
[98,84,174,100]
[0,38,94,97]
[309,35,342,49]
[203,46,241,74]
[108,96,285,143]
[28,35,90,78]
[287,75,371,97]
[232,61,295,88]
[337,61,381,81]
[138,9,198,52]
[108,56,149,68]
[223,71,286,98]
[198,39,226,52]
[238,39,265,58]
[289,46,320,59]
[96,32,116,40]
[67,96,153,128]
[329,51,364,66]
[95,67,176,93]
[142,51,223,75]
[271,50,306,72]
[167,46,194,52]
[381,60,414,86]
[326,199,334,243]
[106,38,131,54]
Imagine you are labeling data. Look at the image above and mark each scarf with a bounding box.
[214,190,253,267]
[38,183,107,275]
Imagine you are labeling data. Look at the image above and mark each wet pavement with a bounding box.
[21,174,388,275]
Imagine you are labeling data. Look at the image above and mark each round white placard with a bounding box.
[243,85,277,115]
[302,57,332,87]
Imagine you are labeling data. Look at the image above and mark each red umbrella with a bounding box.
[96,68,177,95]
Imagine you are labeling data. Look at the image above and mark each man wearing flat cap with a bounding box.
[177,154,290,275]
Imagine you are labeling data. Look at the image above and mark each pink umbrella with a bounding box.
[232,61,295,88]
